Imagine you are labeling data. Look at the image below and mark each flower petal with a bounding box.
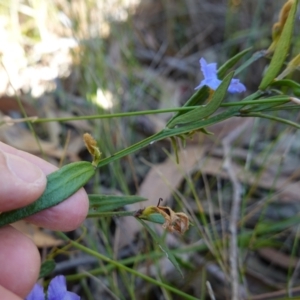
[47,276,80,300]
[200,58,218,80]
[47,276,67,300]
[25,283,45,300]
[196,57,246,93]
[228,79,246,93]
[195,78,221,91]
[196,57,220,90]
[61,292,81,300]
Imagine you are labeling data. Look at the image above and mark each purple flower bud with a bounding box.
[195,58,246,94]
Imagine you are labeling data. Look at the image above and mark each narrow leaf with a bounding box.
[257,215,300,235]
[166,86,209,127]
[240,95,290,112]
[234,50,267,76]
[167,71,234,128]
[259,0,298,90]
[242,102,289,113]
[241,112,300,129]
[218,47,252,79]
[0,161,95,227]
[270,79,300,96]
[88,195,146,214]
[97,93,262,169]
[137,219,183,277]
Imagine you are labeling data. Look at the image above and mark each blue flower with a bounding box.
[195,57,246,93]
[25,276,80,300]
[25,283,44,300]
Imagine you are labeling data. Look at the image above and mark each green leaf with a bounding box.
[167,71,234,128]
[257,215,300,235]
[170,137,179,163]
[242,102,289,113]
[241,112,300,130]
[199,127,214,135]
[0,161,95,227]
[39,259,56,279]
[240,95,290,112]
[218,47,252,79]
[249,238,281,250]
[259,0,298,90]
[166,86,209,127]
[136,212,166,224]
[270,79,300,96]
[234,50,267,76]
[97,93,262,169]
[137,219,183,277]
[88,194,146,215]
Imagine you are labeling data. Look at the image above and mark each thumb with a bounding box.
[0,150,46,212]
[0,285,22,300]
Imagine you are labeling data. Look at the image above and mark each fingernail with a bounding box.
[5,153,45,184]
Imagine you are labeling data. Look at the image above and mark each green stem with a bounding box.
[97,108,241,168]
[260,104,300,112]
[97,131,164,168]
[87,211,135,218]
[63,214,300,281]
[241,112,300,129]
[33,107,200,123]
[58,232,199,300]
[30,97,290,124]
[221,96,290,106]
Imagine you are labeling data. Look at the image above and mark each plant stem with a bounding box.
[58,232,199,300]
[97,108,241,168]
[30,97,291,124]
[241,112,300,129]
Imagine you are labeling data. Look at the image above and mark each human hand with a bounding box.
[0,142,89,299]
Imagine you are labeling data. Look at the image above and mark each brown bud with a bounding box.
[83,133,101,166]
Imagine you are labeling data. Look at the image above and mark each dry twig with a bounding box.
[222,120,252,300]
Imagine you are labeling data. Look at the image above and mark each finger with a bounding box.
[0,142,89,231]
[0,142,58,175]
[0,226,40,298]
[0,286,22,300]
[26,187,89,231]
[0,150,46,212]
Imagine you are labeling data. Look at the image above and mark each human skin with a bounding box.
[0,142,89,299]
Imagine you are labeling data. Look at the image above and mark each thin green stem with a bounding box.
[29,97,290,124]
[87,211,135,218]
[241,112,300,129]
[221,96,290,106]
[96,107,241,168]
[63,214,300,282]
[97,131,164,168]
[33,107,200,123]
[261,105,300,112]
[57,232,199,300]
[66,243,208,282]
